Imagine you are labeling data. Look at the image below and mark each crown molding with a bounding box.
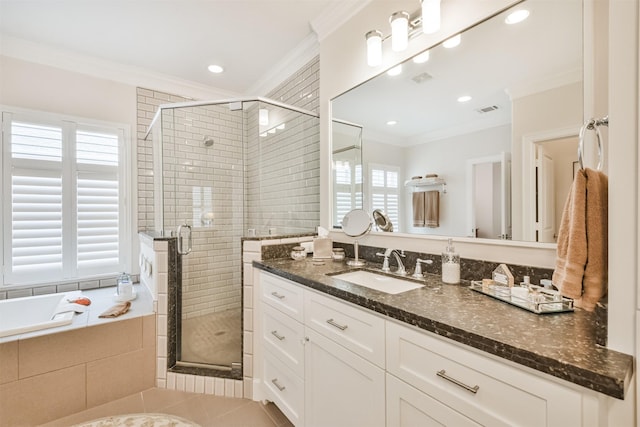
[505,66,583,100]
[244,32,319,96]
[0,35,239,100]
[310,0,374,42]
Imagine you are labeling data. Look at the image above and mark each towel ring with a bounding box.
[578,116,607,171]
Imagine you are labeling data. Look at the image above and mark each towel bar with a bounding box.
[578,116,608,171]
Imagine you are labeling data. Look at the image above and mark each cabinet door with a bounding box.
[387,374,481,427]
[304,327,385,427]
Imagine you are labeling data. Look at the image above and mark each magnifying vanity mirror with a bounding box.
[331,0,584,244]
[341,208,372,266]
[373,209,393,232]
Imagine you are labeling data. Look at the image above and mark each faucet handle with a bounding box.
[412,258,434,278]
[376,252,391,272]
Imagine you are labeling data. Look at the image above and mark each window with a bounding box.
[1,110,129,286]
[333,158,362,227]
[369,163,400,230]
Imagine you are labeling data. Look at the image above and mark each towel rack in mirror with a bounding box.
[578,116,608,171]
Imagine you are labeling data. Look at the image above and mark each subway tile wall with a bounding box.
[135,56,320,319]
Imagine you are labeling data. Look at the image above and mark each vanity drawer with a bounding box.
[262,303,305,378]
[386,321,582,427]
[260,271,304,322]
[263,349,304,426]
[304,290,385,368]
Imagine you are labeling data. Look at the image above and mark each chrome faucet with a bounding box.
[376,248,407,276]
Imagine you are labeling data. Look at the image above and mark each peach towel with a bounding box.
[553,168,608,311]
[99,301,131,318]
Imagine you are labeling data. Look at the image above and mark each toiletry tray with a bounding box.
[470,281,574,314]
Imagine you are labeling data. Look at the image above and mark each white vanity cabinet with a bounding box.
[303,291,386,427]
[258,270,606,427]
[386,321,586,427]
[260,272,306,425]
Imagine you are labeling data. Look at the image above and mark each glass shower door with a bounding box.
[161,103,244,374]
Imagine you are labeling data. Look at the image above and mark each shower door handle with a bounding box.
[177,223,192,255]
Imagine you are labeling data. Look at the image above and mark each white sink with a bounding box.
[331,270,424,295]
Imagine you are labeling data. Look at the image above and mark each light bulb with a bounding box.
[390,11,410,52]
[421,0,441,34]
[443,34,461,48]
[413,50,430,64]
[387,65,402,76]
[366,30,383,67]
[505,9,530,25]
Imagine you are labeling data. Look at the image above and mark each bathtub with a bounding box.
[0,292,75,338]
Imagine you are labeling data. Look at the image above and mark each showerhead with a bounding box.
[203,136,214,147]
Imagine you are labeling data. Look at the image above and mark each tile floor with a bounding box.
[40,388,294,427]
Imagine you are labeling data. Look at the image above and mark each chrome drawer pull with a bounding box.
[271,378,286,391]
[271,330,285,341]
[326,318,348,331]
[271,291,285,299]
[436,369,479,394]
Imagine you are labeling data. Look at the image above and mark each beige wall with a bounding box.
[0,315,156,426]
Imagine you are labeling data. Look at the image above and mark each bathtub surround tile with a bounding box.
[19,317,144,378]
[33,285,57,295]
[7,288,32,299]
[79,280,101,290]
[0,341,18,384]
[57,282,80,292]
[86,345,155,408]
[0,364,86,427]
[142,313,157,350]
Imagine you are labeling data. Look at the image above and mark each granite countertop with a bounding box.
[253,257,633,400]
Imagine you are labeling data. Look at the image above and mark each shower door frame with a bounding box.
[146,97,319,380]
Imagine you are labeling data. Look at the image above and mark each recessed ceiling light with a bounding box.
[387,65,403,76]
[457,95,472,103]
[387,120,398,126]
[413,51,430,64]
[505,9,530,25]
[208,64,224,73]
[443,34,461,48]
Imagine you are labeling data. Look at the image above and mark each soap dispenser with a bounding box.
[441,238,460,284]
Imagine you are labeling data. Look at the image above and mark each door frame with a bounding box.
[521,126,580,242]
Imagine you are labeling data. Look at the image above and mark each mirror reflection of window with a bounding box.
[369,164,399,231]
[332,120,363,228]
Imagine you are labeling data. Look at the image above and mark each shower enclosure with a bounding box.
[145,98,319,378]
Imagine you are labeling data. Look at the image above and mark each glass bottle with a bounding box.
[441,238,460,284]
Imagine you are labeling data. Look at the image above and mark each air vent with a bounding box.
[412,72,432,84]
[476,105,499,114]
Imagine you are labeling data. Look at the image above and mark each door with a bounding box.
[536,145,556,243]
[304,327,385,427]
[466,152,511,239]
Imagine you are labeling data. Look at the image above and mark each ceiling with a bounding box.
[0,0,360,95]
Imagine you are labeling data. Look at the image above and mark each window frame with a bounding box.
[1,107,132,288]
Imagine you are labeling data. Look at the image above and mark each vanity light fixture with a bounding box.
[365,1,442,67]
[390,11,410,52]
[442,34,461,48]
[259,108,269,126]
[505,9,530,25]
[207,64,224,73]
[421,0,441,34]
[413,50,430,63]
[366,30,383,67]
[387,65,403,76]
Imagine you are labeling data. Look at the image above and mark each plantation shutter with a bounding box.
[2,113,125,285]
[370,164,400,231]
[76,128,121,275]
[333,160,362,227]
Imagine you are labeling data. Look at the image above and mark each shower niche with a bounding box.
[145,98,320,379]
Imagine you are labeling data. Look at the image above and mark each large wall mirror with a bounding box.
[331,0,584,243]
